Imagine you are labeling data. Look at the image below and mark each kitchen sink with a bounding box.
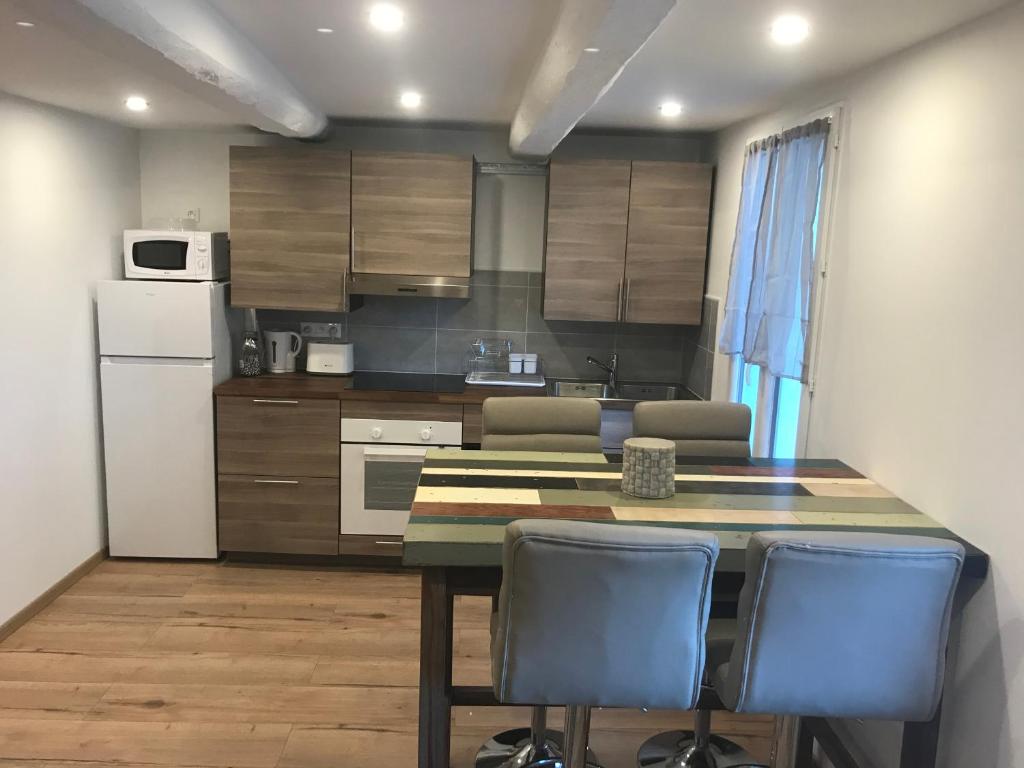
[552,381,615,399]
[616,383,683,401]
[551,380,690,401]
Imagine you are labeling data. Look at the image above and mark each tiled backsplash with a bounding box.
[684,296,718,400]
[256,271,716,392]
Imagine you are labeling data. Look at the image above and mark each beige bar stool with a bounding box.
[638,531,965,768]
[482,397,603,453]
[632,401,751,458]
[481,520,719,768]
[475,399,603,767]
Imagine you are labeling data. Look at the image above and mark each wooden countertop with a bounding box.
[213,373,546,404]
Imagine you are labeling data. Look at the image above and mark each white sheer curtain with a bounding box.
[719,119,830,382]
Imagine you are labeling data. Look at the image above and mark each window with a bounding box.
[721,109,840,458]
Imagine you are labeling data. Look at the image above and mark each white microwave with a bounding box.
[123,230,229,281]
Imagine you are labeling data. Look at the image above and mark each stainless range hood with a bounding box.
[348,273,471,299]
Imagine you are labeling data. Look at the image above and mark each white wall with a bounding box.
[0,95,140,625]
[139,124,708,272]
[707,5,1024,766]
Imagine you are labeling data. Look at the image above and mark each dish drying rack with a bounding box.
[464,338,545,387]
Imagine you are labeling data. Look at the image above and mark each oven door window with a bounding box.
[132,240,189,270]
[363,448,426,512]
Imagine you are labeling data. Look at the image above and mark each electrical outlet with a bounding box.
[185,207,201,224]
[300,323,343,339]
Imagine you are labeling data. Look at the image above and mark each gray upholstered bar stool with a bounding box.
[482,397,603,453]
[638,531,965,768]
[477,520,719,768]
[632,402,752,458]
[476,399,603,767]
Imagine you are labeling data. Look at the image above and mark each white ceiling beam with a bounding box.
[75,0,327,138]
[509,0,677,158]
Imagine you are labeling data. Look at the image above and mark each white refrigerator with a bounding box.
[98,280,232,558]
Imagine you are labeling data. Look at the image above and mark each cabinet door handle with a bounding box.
[615,280,623,321]
[252,399,298,406]
[623,278,632,321]
[253,479,300,485]
[374,540,403,546]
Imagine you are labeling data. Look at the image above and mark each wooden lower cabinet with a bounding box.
[341,401,462,421]
[338,534,404,558]
[462,404,483,444]
[216,396,339,478]
[218,475,339,555]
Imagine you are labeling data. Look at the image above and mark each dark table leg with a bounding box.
[794,717,815,768]
[899,707,941,768]
[418,566,454,768]
[899,593,967,768]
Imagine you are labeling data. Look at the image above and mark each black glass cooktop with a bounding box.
[351,372,466,394]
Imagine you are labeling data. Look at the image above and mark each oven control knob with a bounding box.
[370,427,383,440]
[420,427,432,441]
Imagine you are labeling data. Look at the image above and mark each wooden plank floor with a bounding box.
[0,560,775,767]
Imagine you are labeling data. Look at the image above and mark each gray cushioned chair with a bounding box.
[482,397,602,453]
[478,520,719,768]
[632,401,751,458]
[477,399,602,766]
[638,531,965,768]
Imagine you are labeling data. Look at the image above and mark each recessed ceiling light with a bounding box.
[369,3,404,33]
[583,47,600,53]
[770,13,810,46]
[15,20,35,27]
[399,91,422,109]
[659,101,683,118]
[316,27,334,34]
[125,96,149,112]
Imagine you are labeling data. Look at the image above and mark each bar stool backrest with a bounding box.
[482,397,602,453]
[492,519,719,709]
[718,531,965,720]
[632,401,751,458]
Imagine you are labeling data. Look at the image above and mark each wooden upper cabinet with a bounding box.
[543,160,631,321]
[229,146,351,311]
[623,161,713,325]
[351,152,473,277]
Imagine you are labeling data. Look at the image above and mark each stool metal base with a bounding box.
[637,730,765,768]
[475,728,602,768]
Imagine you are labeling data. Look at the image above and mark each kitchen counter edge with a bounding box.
[213,373,546,405]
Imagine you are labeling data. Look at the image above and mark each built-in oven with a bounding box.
[340,416,462,555]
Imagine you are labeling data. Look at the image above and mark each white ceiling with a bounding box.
[210,0,559,125]
[0,0,1014,134]
[0,0,242,129]
[581,0,1014,130]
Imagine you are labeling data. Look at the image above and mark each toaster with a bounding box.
[305,341,354,375]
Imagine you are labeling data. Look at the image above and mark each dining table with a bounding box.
[402,449,989,768]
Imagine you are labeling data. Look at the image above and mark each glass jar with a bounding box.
[238,331,263,376]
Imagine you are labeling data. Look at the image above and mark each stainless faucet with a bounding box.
[586,352,618,392]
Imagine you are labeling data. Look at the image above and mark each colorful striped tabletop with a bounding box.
[403,449,988,576]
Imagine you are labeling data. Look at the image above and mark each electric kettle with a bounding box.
[263,330,302,374]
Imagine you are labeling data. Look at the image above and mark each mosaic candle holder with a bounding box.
[621,437,677,499]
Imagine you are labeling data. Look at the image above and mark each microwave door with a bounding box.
[133,240,189,271]
[125,232,196,278]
